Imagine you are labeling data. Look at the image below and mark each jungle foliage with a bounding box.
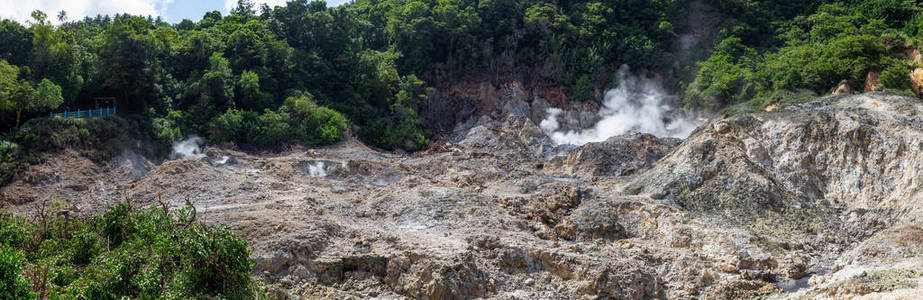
[0,203,266,299]
[0,0,921,148]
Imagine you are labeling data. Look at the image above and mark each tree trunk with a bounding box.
[15,107,22,130]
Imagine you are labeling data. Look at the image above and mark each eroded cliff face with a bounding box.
[3,92,923,299]
[420,80,603,136]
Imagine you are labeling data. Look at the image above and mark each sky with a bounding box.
[0,0,351,24]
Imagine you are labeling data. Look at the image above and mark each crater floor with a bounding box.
[3,92,923,299]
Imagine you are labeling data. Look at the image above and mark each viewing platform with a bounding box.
[50,107,116,119]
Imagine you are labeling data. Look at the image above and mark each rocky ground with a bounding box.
[3,92,923,299]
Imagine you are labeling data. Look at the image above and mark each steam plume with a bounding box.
[308,161,327,177]
[171,136,204,159]
[541,65,697,145]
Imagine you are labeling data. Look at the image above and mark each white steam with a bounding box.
[539,108,564,135]
[171,136,204,159]
[307,161,327,177]
[541,65,697,145]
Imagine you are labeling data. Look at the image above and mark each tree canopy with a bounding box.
[0,0,920,149]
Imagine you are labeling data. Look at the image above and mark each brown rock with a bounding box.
[865,71,881,92]
[832,80,852,95]
[764,103,778,112]
[910,68,923,95]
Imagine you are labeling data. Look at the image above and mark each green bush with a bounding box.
[685,36,759,108]
[357,113,429,151]
[0,204,265,299]
[0,212,29,248]
[208,95,348,147]
[879,58,913,91]
[284,95,348,146]
[69,231,101,266]
[354,75,429,151]
[208,108,257,146]
[152,110,185,144]
[178,226,253,297]
[569,75,594,102]
[1,212,33,299]
[0,244,34,300]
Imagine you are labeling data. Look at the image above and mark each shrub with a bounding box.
[152,110,184,144]
[355,77,429,151]
[69,231,101,266]
[177,225,253,297]
[0,212,29,248]
[283,95,348,146]
[0,203,264,299]
[879,58,912,91]
[569,75,594,102]
[208,95,347,147]
[685,36,759,108]
[357,113,428,151]
[0,245,33,299]
[208,108,256,145]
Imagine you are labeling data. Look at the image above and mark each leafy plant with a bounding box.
[0,245,33,300]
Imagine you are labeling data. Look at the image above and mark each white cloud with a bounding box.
[0,0,174,24]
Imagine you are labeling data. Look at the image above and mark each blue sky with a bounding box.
[0,0,352,24]
[166,0,227,22]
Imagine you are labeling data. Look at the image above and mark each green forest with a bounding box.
[0,0,921,160]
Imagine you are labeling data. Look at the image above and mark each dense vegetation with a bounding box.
[688,1,923,111]
[0,0,920,156]
[0,203,265,299]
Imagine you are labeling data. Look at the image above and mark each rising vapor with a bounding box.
[541,65,697,145]
[171,136,204,159]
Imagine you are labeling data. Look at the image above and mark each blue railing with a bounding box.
[50,107,116,119]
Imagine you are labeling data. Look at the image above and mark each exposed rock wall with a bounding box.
[422,80,601,136]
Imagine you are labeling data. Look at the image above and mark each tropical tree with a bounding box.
[0,60,63,128]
